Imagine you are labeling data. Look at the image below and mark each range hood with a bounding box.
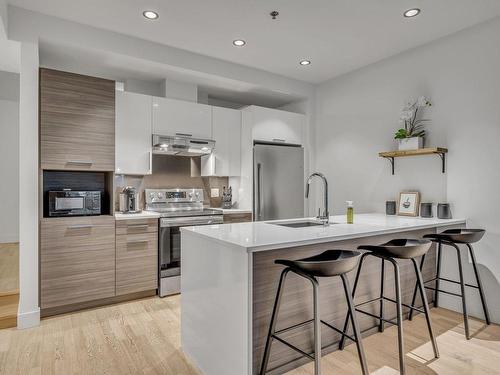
[152,134,215,157]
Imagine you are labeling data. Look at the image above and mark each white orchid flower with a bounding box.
[417,96,430,107]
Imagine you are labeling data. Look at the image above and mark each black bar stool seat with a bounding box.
[275,250,361,277]
[339,238,439,375]
[260,250,369,375]
[423,228,485,244]
[359,239,431,259]
[410,228,490,340]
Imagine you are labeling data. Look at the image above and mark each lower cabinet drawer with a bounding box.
[116,232,158,296]
[40,216,116,309]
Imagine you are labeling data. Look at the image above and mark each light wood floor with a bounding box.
[0,295,498,375]
[0,243,19,293]
[0,243,19,329]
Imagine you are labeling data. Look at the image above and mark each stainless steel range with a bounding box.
[145,188,223,297]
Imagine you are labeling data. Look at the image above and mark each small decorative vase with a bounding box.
[420,203,433,218]
[398,136,424,151]
[386,201,396,215]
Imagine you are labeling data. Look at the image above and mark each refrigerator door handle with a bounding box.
[257,162,263,220]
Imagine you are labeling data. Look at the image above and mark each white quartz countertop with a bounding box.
[181,213,466,252]
[114,211,161,220]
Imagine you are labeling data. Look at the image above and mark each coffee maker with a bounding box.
[119,186,141,213]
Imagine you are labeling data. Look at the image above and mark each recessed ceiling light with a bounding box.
[143,10,159,20]
[299,60,311,66]
[233,39,246,47]
[403,8,421,18]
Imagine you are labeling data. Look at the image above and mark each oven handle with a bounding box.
[160,216,223,227]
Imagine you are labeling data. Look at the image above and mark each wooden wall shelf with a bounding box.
[378,147,448,175]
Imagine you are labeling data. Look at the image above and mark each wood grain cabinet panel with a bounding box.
[40,68,115,171]
[40,216,116,309]
[223,213,252,223]
[116,220,158,296]
[115,219,158,236]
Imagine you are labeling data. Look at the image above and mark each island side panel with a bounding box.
[252,228,437,375]
[181,232,250,375]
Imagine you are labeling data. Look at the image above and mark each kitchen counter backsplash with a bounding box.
[115,155,228,211]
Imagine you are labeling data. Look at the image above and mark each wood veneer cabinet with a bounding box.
[223,212,252,223]
[40,216,116,310]
[115,219,158,296]
[39,68,115,171]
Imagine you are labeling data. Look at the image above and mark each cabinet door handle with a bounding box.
[67,160,93,165]
[272,138,286,143]
[67,224,93,229]
[127,239,149,244]
[175,132,193,137]
[128,224,149,229]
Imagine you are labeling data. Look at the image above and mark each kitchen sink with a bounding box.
[273,220,331,228]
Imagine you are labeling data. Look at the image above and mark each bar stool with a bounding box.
[409,229,491,339]
[338,239,439,375]
[259,250,369,375]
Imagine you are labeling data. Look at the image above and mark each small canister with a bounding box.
[437,203,452,219]
[420,203,433,218]
[386,201,397,215]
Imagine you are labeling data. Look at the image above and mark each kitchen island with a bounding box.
[180,213,466,375]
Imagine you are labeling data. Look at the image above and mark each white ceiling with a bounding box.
[39,40,303,107]
[7,0,500,83]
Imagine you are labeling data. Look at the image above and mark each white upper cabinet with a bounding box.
[201,107,241,177]
[152,96,212,139]
[115,91,152,175]
[249,106,304,145]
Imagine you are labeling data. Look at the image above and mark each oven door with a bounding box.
[159,215,223,278]
[159,226,181,278]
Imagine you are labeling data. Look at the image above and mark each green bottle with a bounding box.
[346,201,354,224]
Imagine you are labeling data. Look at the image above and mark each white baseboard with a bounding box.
[0,234,19,243]
[17,308,40,329]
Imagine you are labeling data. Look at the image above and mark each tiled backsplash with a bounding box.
[115,155,229,210]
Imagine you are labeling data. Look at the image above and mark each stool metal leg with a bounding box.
[379,259,385,332]
[467,244,491,325]
[260,268,290,375]
[312,277,322,375]
[388,258,405,375]
[412,258,439,359]
[435,241,443,307]
[408,253,426,321]
[452,242,470,340]
[341,274,369,375]
[339,252,369,350]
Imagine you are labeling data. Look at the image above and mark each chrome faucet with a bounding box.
[305,172,329,225]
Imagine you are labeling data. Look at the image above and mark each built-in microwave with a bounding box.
[48,190,101,217]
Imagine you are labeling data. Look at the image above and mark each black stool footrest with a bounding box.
[355,308,398,326]
[274,318,357,343]
[423,276,480,290]
[270,317,361,365]
[272,335,315,361]
[424,285,462,297]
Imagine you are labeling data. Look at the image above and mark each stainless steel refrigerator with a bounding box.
[253,143,305,221]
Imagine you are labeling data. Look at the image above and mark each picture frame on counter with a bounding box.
[398,191,420,217]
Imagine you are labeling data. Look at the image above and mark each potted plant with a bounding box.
[394,96,432,151]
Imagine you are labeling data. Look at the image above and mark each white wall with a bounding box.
[0,71,19,243]
[0,0,7,36]
[18,42,39,329]
[0,97,19,243]
[315,17,500,323]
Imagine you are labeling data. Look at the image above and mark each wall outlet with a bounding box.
[210,188,220,198]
